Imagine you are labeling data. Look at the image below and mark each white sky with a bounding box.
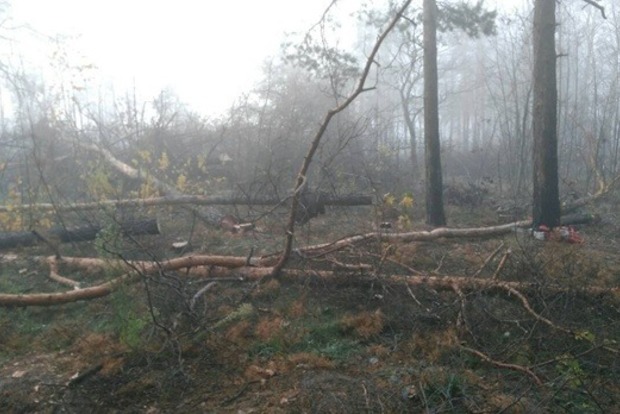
[7,0,339,117]
[5,0,525,118]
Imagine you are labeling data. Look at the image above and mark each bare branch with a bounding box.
[472,242,504,277]
[492,248,511,280]
[272,0,415,276]
[581,0,606,19]
[1,255,616,307]
[189,282,218,312]
[460,346,544,386]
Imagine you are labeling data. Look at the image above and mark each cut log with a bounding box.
[0,219,160,250]
[560,212,601,226]
[219,215,255,233]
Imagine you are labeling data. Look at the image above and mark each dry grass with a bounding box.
[1,203,619,413]
[401,327,460,363]
[72,333,125,360]
[341,309,385,339]
[287,352,334,369]
[288,295,307,318]
[255,316,285,341]
[224,320,253,343]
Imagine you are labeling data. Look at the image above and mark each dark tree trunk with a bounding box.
[0,219,160,250]
[532,0,561,228]
[423,0,446,226]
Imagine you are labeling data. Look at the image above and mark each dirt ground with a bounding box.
[1,202,619,413]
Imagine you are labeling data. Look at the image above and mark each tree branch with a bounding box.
[1,256,616,307]
[581,0,606,19]
[272,0,414,276]
[460,346,544,386]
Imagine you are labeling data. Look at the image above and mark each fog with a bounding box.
[0,0,616,206]
[0,2,618,411]
[6,0,340,116]
[5,0,525,116]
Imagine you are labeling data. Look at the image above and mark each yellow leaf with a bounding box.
[383,193,396,206]
[400,195,415,209]
[176,174,187,191]
[158,152,170,171]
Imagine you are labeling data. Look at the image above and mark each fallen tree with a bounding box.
[0,219,160,250]
[75,141,224,226]
[0,193,372,213]
[0,216,616,307]
[0,253,616,307]
[561,173,620,214]
[70,142,371,227]
[295,212,600,257]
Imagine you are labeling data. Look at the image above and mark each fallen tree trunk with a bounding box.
[0,214,612,306]
[77,142,224,226]
[0,258,616,307]
[562,174,620,214]
[0,255,276,306]
[0,193,372,213]
[0,219,160,250]
[300,214,601,257]
[294,220,532,257]
[560,212,601,226]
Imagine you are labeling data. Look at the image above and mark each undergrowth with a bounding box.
[0,205,618,412]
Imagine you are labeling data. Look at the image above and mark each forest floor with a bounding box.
[0,198,619,413]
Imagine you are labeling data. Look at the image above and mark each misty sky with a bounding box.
[6,0,525,117]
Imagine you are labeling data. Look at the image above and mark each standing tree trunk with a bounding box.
[399,86,419,179]
[532,0,561,228]
[423,0,446,227]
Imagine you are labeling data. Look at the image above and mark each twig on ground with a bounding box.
[503,285,572,335]
[372,244,395,277]
[531,345,599,369]
[472,242,504,277]
[460,345,544,386]
[190,282,218,312]
[368,252,424,275]
[222,381,259,406]
[433,254,446,274]
[453,284,475,340]
[67,363,104,387]
[405,284,424,308]
[492,248,512,280]
[326,258,373,271]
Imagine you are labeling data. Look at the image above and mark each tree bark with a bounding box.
[532,0,561,228]
[423,0,447,227]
